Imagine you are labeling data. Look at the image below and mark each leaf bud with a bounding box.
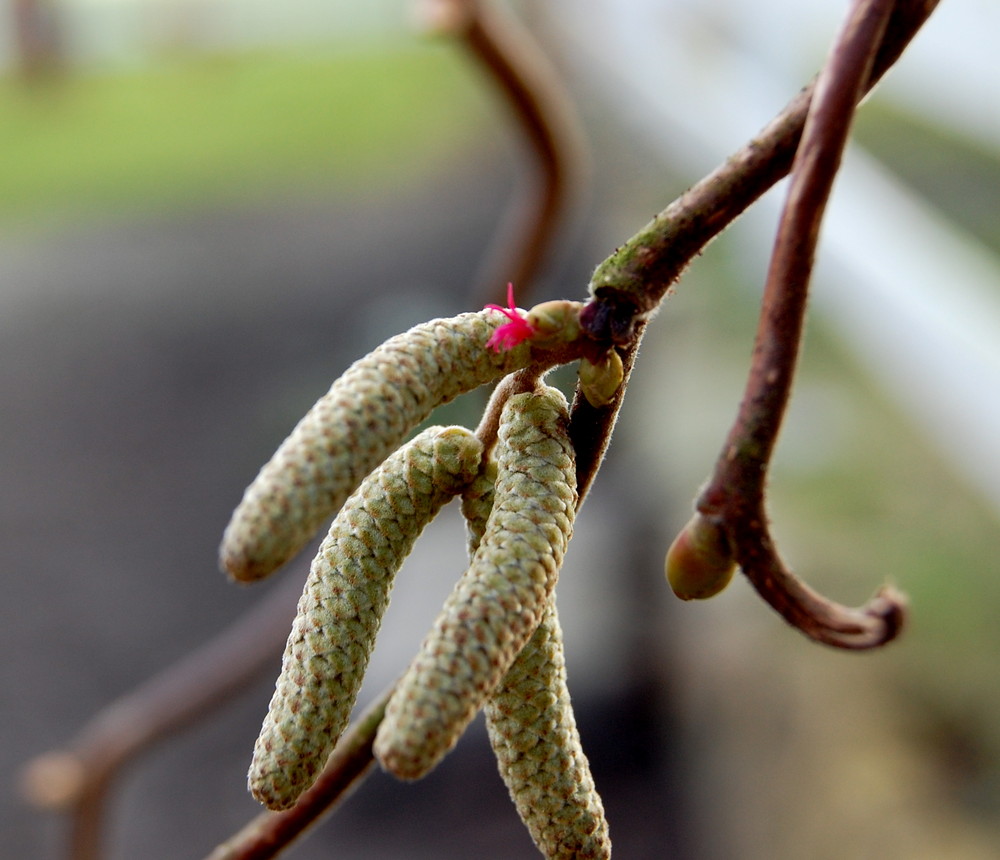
[578,349,624,407]
[665,512,736,600]
[524,300,583,346]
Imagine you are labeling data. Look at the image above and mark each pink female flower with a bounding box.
[485,283,536,352]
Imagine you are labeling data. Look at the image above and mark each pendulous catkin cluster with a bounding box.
[228,296,617,856]
[374,386,577,780]
[220,311,533,583]
[248,426,483,810]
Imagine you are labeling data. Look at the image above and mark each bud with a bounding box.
[665,512,736,600]
[578,349,624,407]
[525,300,583,346]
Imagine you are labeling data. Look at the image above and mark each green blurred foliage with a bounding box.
[0,46,479,228]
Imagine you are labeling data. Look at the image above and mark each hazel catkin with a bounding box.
[374,386,577,781]
[463,447,610,859]
[248,426,483,810]
[221,311,533,583]
[485,602,611,860]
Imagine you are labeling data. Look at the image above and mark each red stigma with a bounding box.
[484,283,536,352]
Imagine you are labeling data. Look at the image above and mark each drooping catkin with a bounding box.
[248,426,483,810]
[374,386,576,780]
[464,449,610,858]
[221,311,532,583]
[485,603,611,859]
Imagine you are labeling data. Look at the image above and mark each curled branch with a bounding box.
[571,0,937,650]
[697,0,907,649]
[416,0,589,302]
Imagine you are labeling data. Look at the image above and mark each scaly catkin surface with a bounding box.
[374,386,576,780]
[248,426,483,810]
[464,432,611,858]
[221,311,530,582]
[460,458,497,558]
[486,603,611,859]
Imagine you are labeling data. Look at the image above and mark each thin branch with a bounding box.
[20,570,305,860]
[204,689,391,860]
[697,0,905,649]
[474,366,543,452]
[571,0,939,576]
[417,0,589,304]
[581,0,941,341]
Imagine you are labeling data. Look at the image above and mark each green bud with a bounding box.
[665,512,736,601]
[525,300,583,346]
[578,349,624,407]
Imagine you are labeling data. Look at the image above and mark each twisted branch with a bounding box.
[25,3,940,858]
[697,0,908,648]
[417,0,589,303]
[572,0,937,650]
[200,5,940,855]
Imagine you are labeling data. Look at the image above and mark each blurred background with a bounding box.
[2,1,999,858]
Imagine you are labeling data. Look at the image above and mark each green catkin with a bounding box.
[374,386,577,780]
[463,453,611,859]
[459,458,498,557]
[248,426,483,811]
[485,603,611,859]
[221,311,532,583]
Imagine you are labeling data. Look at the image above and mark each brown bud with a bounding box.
[665,512,736,600]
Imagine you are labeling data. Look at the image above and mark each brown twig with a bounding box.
[696,0,907,649]
[571,0,939,614]
[204,689,391,860]
[20,569,306,860]
[417,0,589,304]
[581,0,941,342]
